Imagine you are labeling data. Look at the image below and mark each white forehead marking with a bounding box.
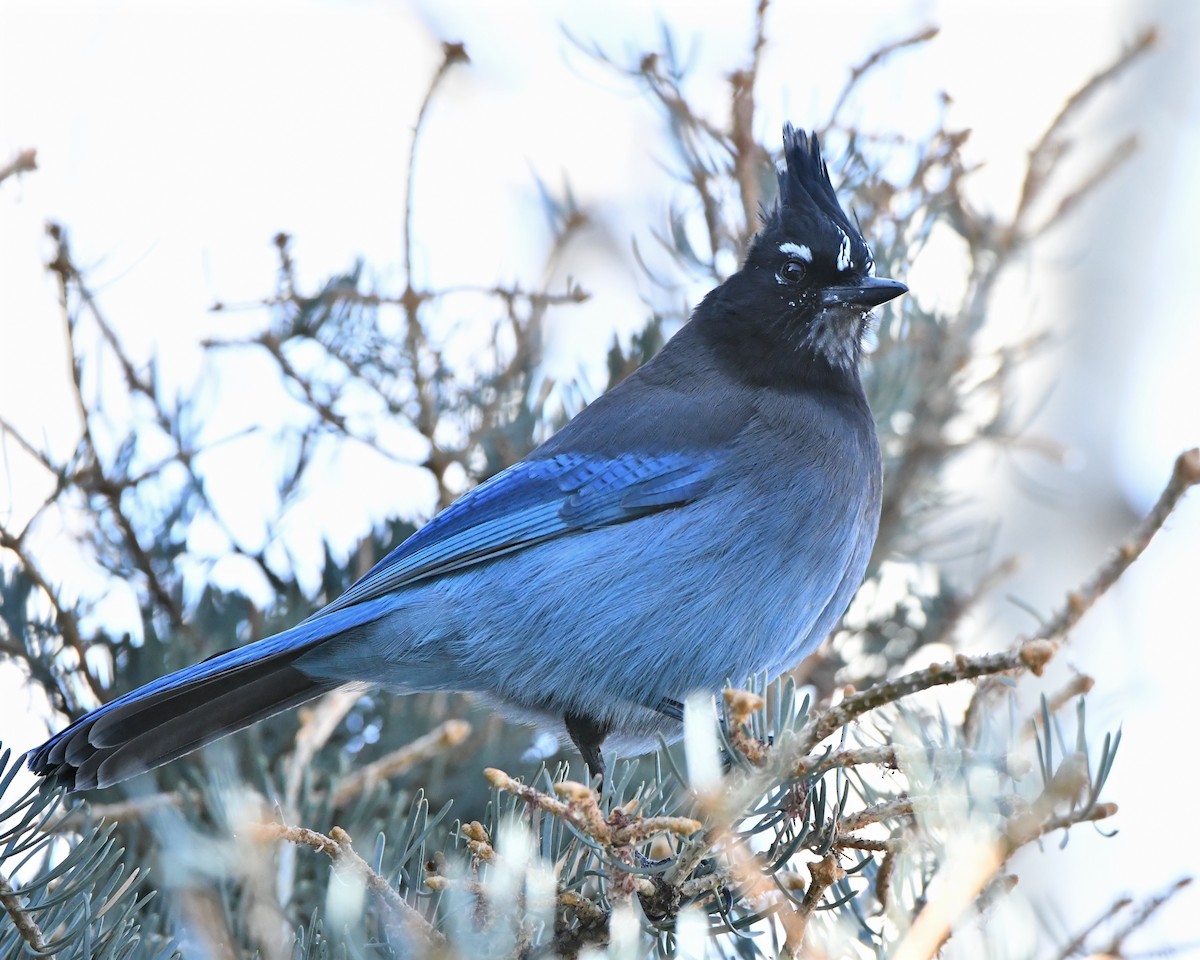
[836,230,853,271]
[865,256,876,277]
[778,242,812,262]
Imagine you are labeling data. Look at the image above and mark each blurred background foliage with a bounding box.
[0,5,1193,958]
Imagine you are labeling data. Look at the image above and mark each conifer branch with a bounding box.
[0,873,47,952]
[254,823,446,949]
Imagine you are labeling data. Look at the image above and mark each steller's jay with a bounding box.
[28,126,906,790]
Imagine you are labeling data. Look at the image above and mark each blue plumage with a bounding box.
[314,450,721,616]
[28,126,906,789]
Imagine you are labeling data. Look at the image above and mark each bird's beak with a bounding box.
[820,276,907,310]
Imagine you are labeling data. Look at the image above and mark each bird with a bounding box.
[28,126,906,791]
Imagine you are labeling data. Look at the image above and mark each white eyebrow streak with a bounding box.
[836,231,853,271]
[778,242,812,262]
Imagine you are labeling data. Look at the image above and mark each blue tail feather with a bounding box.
[28,595,402,790]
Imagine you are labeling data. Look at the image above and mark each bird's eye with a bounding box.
[780,258,807,283]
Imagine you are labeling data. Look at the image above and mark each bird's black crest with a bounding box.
[777,126,852,230]
[760,125,872,276]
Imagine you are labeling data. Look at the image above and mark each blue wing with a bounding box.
[28,449,722,785]
[314,450,723,617]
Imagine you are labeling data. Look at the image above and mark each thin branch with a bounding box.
[403,42,469,287]
[1053,894,1135,960]
[254,823,446,949]
[331,718,471,808]
[803,447,1200,756]
[209,281,587,316]
[0,524,104,706]
[252,331,348,432]
[0,414,61,476]
[284,689,361,813]
[728,0,770,244]
[47,791,187,833]
[0,147,37,186]
[795,743,1022,780]
[966,671,1094,750]
[396,42,469,505]
[1014,28,1156,228]
[1035,447,1200,643]
[837,797,915,834]
[893,757,1117,960]
[826,27,939,131]
[1033,133,1138,237]
[485,769,700,848]
[781,854,845,959]
[45,225,187,630]
[926,555,1019,651]
[796,643,1053,758]
[1099,877,1193,957]
[0,872,47,952]
[875,840,900,908]
[835,836,892,853]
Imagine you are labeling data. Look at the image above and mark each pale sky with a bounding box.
[2,0,1198,951]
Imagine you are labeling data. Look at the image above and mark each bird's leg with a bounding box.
[564,711,610,783]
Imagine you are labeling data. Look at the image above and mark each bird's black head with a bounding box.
[700,125,906,385]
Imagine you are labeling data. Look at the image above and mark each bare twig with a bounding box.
[46,791,187,833]
[805,448,1200,756]
[966,670,1094,749]
[782,854,845,959]
[254,823,445,949]
[252,331,348,432]
[894,756,1117,960]
[0,523,104,706]
[826,27,939,131]
[285,689,362,813]
[926,555,1019,651]
[728,0,771,244]
[403,42,469,286]
[0,872,47,951]
[331,718,471,808]
[1034,133,1138,237]
[834,836,891,853]
[795,743,1024,781]
[838,797,915,834]
[0,147,37,186]
[875,840,900,909]
[1014,28,1156,230]
[1034,447,1200,644]
[44,224,188,631]
[797,643,1054,758]
[484,769,700,847]
[1053,894,1134,960]
[208,281,587,317]
[1099,877,1193,957]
